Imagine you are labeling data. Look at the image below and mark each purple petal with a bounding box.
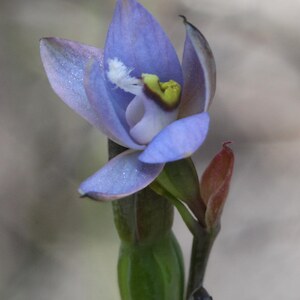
[40,38,104,129]
[139,113,210,163]
[179,17,216,118]
[104,0,182,85]
[79,150,164,201]
[84,61,144,149]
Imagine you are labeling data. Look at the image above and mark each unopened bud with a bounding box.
[200,142,234,229]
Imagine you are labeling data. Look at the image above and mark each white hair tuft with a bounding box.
[107,58,142,95]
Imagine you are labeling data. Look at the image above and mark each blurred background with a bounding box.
[1,0,300,299]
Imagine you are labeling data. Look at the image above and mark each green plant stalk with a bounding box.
[109,140,184,300]
[186,227,219,300]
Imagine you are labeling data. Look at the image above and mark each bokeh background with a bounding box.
[1,0,300,299]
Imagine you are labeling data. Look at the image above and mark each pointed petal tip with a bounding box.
[39,37,51,50]
[78,189,95,200]
[39,37,61,48]
[39,37,49,43]
[78,188,120,202]
[223,141,233,149]
[178,15,187,22]
[179,15,196,28]
[78,189,88,198]
[40,38,62,55]
[40,37,52,42]
[179,15,198,32]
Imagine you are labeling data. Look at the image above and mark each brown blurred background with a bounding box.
[1,0,300,299]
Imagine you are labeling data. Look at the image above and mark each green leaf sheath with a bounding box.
[118,232,184,300]
[109,141,184,300]
[112,188,174,245]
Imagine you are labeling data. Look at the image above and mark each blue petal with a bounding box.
[79,150,164,201]
[139,113,210,163]
[40,38,104,129]
[84,61,145,150]
[179,17,216,118]
[104,0,182,84]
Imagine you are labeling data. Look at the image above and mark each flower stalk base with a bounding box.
[186,228,219,300]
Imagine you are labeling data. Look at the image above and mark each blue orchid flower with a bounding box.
[40,0,216,201]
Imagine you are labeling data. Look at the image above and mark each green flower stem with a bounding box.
[109,141,184,300]
[186,227,219,300]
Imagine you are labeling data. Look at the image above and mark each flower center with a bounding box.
[106,58,181,110]
[142,74,181,110]
[107,58,180,145]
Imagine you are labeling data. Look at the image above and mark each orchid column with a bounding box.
[40,0,216,299]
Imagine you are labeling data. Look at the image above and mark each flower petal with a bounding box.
[40,38,103,129]
[104,0,182,84]
[179,17,216,118]
[79,150,164,201]
[84,61,145,149]
[139,112,210,163]
[127,94,178,145]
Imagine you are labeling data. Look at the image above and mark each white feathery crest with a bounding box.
[107,58,143,95]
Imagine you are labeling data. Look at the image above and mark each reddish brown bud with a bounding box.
[200,142,234,229]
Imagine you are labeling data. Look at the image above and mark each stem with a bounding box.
[186,228,219,299]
